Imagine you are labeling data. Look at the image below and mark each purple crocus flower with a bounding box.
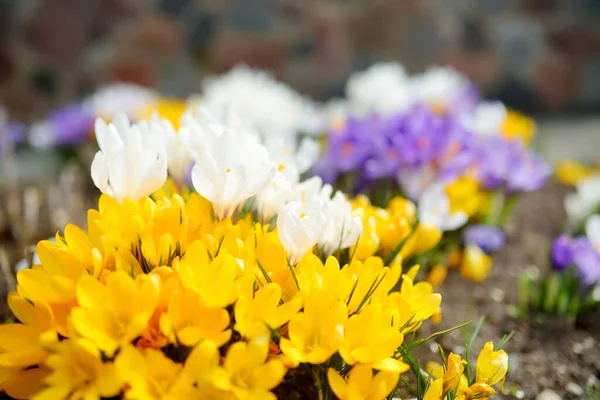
[571,236,600,287]
[324,117,381,174]
[551,234,574,271]
[473,137,520,189]
[506,153,551,193]
[464,224,506,253]
[385,105,442,168]
[446,83,481,115]
[29,103,94,149]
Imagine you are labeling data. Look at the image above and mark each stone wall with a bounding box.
[0,0,598,122]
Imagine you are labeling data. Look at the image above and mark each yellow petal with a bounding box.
[327,368,349,400]
[372,358,410,373]
[423,378,444,400]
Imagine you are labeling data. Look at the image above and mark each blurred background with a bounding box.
[0,0,599,121]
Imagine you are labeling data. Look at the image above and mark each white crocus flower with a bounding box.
[202,65,323,138]
[84,83,158,119]
[565,175,600,227]
[318,191,363,256]
[418,184,468,232]
[346,62,412,117]
[586,214,600,247]
[179,108,224,162]
[256,173,295,223]
[90,113,167,202]
[461,101,507,138]
[149,114,191,183]
[191,124,276,220]
[409,66,470,111]
[277,199,329,265]
[324,98,349,131]
[255,136,322,224]
[293,176,332,207]
[397,165,438,201]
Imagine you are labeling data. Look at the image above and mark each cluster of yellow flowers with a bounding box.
[424,342,509,400]
[0,189,445,399]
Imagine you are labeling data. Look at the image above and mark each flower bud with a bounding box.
[443,353,467,394]
[476,341,508,386]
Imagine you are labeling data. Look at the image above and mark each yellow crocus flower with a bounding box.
[343,257,401,314]
[115,345,200,399]
[446,176,482,218]
[0,366,49,400]
[71,271,160,357]
[0,293,56,367]
[501,109,536,146]
[443,353,467,394]
[386,272,442,332]
[476,341,508,386]
[327,365,400,400]
[174,241,240,308]
[279,290,347,365]
[159,288,231,348]
[222,335,287,399]
[138,98,188,129]
[460,245,493,282]
[339,304,408,372]
[427,264,448,287]
[234,283,303,339]
[34,338,122,400]
[555,160,594,186]
[423,377,444,400]
[400,223,442,259]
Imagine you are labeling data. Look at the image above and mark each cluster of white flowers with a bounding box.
[83,83,159,120]
[90,106,361,265]
[325,62,473,123]
[202,65,324,139]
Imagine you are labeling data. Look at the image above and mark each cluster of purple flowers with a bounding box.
[314,103,550,200]
[551,234,600,287]
[28,103,95,149]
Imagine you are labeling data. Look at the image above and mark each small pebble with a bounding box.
[582,336,595,349]
[566,382,584,396]
[428,342,439,353]
[573,342,584,354]
[535,389,561,400]
[515,390,525,399]
[557,364,567,374]
[490,287,505,302]
[452,345,465,355]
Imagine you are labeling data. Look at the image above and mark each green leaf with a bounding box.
[405,320,472,352]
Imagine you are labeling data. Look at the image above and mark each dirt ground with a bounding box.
[416,181,600,400]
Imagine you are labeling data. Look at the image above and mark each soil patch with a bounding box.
[416,181,600,399]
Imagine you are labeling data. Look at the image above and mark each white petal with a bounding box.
[586,214,600,245]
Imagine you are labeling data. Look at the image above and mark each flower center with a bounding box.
[342,143,354,155]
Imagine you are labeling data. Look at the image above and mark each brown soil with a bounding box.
[416,181,600,399]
